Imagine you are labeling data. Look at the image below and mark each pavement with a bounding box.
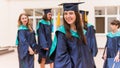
[0,48,104,68]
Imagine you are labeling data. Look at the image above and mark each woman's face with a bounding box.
[64,11,76,25]
[47,12,52,20]
[20,15,28,25]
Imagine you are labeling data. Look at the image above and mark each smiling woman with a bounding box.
[49,2,96,68]
[16,13,37,68]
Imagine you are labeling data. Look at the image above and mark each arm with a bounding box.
[37,24,48,49]
[114,38,120,62]
[30,31,38,53]
[90,26,98,57]
[18,30,30,59]
[102,36,108,60]
[102,47,107,60]
[54,32,72,68]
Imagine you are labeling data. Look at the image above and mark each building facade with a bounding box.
[0,0,120,48]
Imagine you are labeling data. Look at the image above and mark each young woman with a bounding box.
[49,3,95,68]
[36,9,53,68]
[102,20,120,68]
[79,10,98,57]
[16,13,37,68]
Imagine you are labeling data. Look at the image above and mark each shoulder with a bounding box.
[38,19,46,24]
[56,25,66,34]
[18,25,28,30]
[107,31,120,38]
[39,19,45,23]
[87,23,93,27]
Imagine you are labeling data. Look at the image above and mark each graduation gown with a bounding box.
[103,31,120,68]
[16,25,37,68]
[85,23,98,57]
[37,19,53,64]
[49,25,95,68]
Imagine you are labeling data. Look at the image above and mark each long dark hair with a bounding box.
[63,11,86,45]
[42,14,53,23]
[42,14,48,21]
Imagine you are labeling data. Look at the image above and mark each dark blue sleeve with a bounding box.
[37,24,48,49]
[89,26,98,57]
[18,30,29,60]
[102,37,107,58]
[30,31,38,51]
[118,37,120,51]
[54,32,72,68]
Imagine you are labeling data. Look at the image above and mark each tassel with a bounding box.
[56,8,61,28]
[85,11,88,23]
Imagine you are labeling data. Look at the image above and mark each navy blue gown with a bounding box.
[49,25,95,68]
[37,19,53,64]
[85,23,98,57]
[103,31,120,68]
[17,25,37,68]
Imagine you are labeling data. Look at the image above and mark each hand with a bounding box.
[28,46,34,55]
[114,55,120,62]
[44,48,49,50]
[102,54,107,60]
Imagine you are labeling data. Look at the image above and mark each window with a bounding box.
[107,6,117,15]
[35,9,43,16]
[24,8,63,31]
[24,9,33,16]
[95,6,119,34]
[95,17,105,33]
[95,7,105,15]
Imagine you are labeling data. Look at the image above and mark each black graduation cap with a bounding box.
[43,9,51,14]
[79,10,89,15]
[59,2,84,12]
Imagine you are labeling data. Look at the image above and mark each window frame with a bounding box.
[94,6,120,35]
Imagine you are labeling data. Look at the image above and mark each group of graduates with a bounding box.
[16,2,120,68]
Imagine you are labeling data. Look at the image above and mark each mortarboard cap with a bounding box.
[59,2,84,12]
[43,9,51,14]
[79,10,89,15]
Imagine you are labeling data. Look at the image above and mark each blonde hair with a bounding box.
[18,13,33,32]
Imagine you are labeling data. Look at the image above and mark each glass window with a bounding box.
[24,8,63,31]
[35,9,43,16]
[24,9,33,16]
[95,17,105,33]
[107,6,117,15]
[53,8,63,16]
[95,7,105,15]
[107,17,116,32]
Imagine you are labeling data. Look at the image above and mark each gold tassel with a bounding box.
[85,11,88,23]
[56,8,61,28]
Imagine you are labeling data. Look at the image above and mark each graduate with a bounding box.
[102,20,120,68]
[16,13,37,68]
[49,2,95,68]
[79,10,98,57]
[36,9,53,68]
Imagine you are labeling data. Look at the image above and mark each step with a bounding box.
[0,48,8,51]
[0,49,14,55]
